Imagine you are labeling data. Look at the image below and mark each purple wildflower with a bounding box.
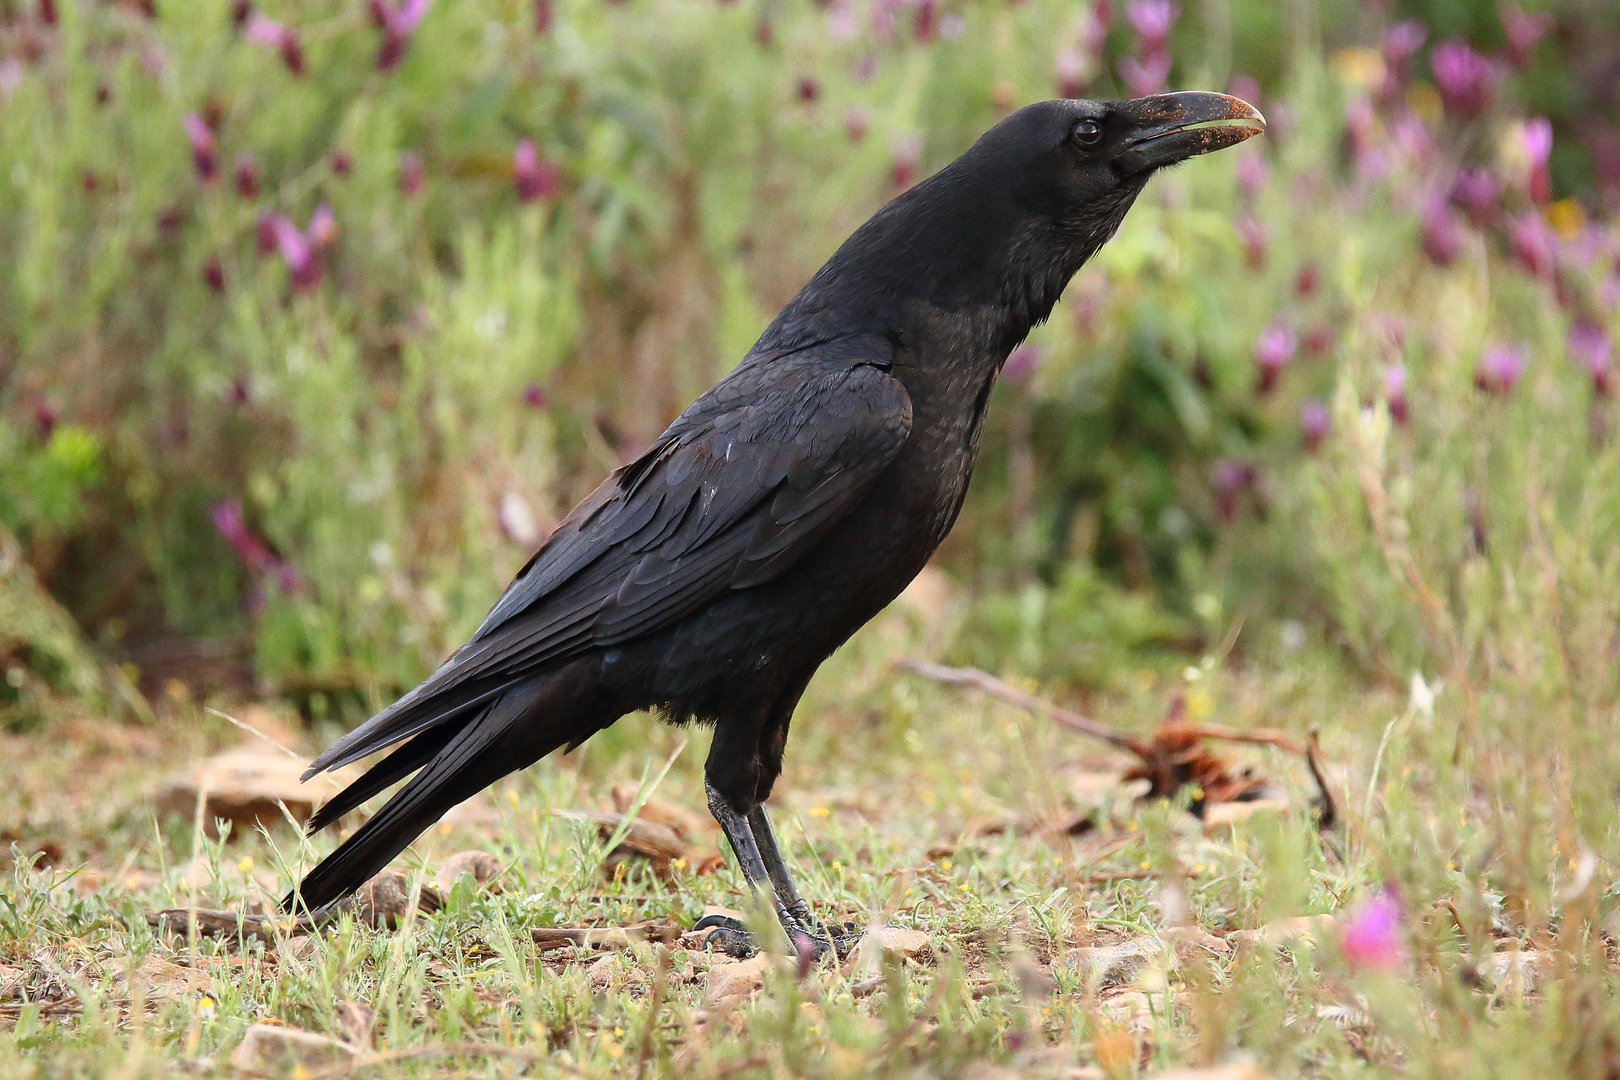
[1449,168,1498,225]
[39,0,57,26]
[1055,46,1086,100]
[1431,40,1499,119]
[210,500,297,595]
[1385,365,1408,424]
[1569,321,1613,396]
[891,135,922,190]
[1339,889,1406,972]
[1235,214,1266,268]
[797,76,820,103]
[33,399,56,442]
[1300,400,1331,452]
[1380,20,1427,68]
[399,151,424,196]
[233,151,259,199]
[793,932,819,979]
[513,139,560,203]
[269,212,322,289]
[522,383,548,409]
[1211,460,1256,522]
[912,0,936,43]
[1519,117,1552,204]
[1501,4,1551,67]
[533,0,551,32]
[255,211,278,255]
[1295,264,1319,296]
[1003,344,1041,380]
[244,13,304,75]
[844,106,868,143]
[1475,343,1529,395]
[371,0,430,70]
[1253,320,1297,393]
[1303,324,1333,356]
[329,149,352,177]
[1117,52,1171,97]
[307,202,337,251]
[1235,152,1267,200]
[1421,196,1465,266]
[1509,211,1558,279]
[183,113,217,182]
[203,255,226,293]
[1125,0,1178,53]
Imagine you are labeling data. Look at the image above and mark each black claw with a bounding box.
[692,913,748,934]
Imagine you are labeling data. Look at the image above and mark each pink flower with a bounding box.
[183,113,217,182]
[1235,214,1266,269]
[243,13,304,75]
[210,499,297,595]
[254,211,278,255]
[1430,40,1499,119]
[1519,117,1553,204]
[307,202,337,251]
[1500,4,1551,67]
[513,139,560,202]
[797,76,820,103]
[1421,196,1465,266]
[1211,459,1256,521]
[911,0,936,43]
[399,151,424,196]
[533,0,551,32]
[1055,46,1086,99]
[203,254,226,293]
[1235,152,1267,200]
[371,0,430,70]
[1475,343,1529,395]
[1253,320,1296,393]
[844,106,868,143]
[268,210,328,290]
[522,383,548,409]
[1117,52,1171,97]
[1390,112,1435,168]
[1300,400,1331,452]
[1003,344,1041,380]
[1380,20,1427,67]
[1509,211,1558,279]
[1339,889,1405,972]
[1449,168,1498,225]
[1385,365,1409,424]
[891,134,922,190]
[234,151,259,199]
[1569,321,1613,395]
[1125,0,1178,54]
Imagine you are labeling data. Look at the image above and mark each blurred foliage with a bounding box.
[0,0,1617,718]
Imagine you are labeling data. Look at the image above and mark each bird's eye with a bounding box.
[1071,120,1102,148]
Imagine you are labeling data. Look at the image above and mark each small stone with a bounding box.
[870,925,931,960]
[353,870,443,928]
[1100,990,1154,1030]
[229,1023,358,1075]
[1062,936,1159,988]
[704,953,771,1005]
[335,1000,374,1048]
[434,850,502,893]
[157,745,333,836]
[1164,925,1232,961]
[1202,798,1290,835]
[279,935,318,962]
[1149,1065,1273,1080]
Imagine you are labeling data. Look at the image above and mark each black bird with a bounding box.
[287,92,1264,955]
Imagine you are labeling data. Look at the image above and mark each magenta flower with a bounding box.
[1449,168,1498,225]
[307,202,337,251]
[1475,343,1529,395]
[844,106,869,143]
[1234,152,1267,201]
[1339,889,1405,972]
[1385,364,1409,424]
[1055,46,1086,100]
[513,139,560,202]
[533,0,551,32]
[891,135,922,190]
[329,149,352,178]
[1295,264,1319,297]
[203,254,226,293]
[399,151,424,196]
[1303,324,1333,356]
[1380,20,1427,68]
[1117,52,1172,97]
[234,151,259,199]
[1509,211,1558,279]
[797,76,820,103]
[183,113,218,182]
[1390,112,1435,168]
[371,0,430,70]
[268,210,326,289]
[244,13,304,75]
[33,399,56,442]
[1003,344,1041,380]
[1421,196,1465,267]
[1235,214,1266,269]
[1569,321,1613,396]
[1430,40,1499,119]
[210,500,297,595]
[911,0,936,43]
[1253,321,1296,393]
[522,383,548,409]
[1211,459,1256,521]
[1519,117,1552,204]
[254,211,278,255]
[1125,0,1178,54]
[1501,4,1551,67]
[1299,400,1331,452]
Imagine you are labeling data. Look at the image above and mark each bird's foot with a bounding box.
[689,910,861,961]
[691,914,759,958]
[786,902,862,960]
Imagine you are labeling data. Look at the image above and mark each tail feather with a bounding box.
[304,721,464,834]
[286,680,555,913]
[302,677,506,780]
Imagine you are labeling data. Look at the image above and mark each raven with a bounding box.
[287,92,1264,956]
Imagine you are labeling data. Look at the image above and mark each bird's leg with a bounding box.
[697,781,811,957]
[748,805,860,959]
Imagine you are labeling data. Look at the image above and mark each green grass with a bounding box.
[6,586,1618,1078]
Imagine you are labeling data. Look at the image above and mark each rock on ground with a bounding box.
[1062,936,1160,988]
[229,1023,358,1075]
[704,954,773,1005]
[156,745,325,834]
[434,850,502,893]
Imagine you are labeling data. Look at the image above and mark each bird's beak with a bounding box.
[1116,91,1266,174]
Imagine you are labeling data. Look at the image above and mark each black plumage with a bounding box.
[288,92,1264,955]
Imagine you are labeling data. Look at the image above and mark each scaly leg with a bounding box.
[748,805,860,959]
[694,781,815,957]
